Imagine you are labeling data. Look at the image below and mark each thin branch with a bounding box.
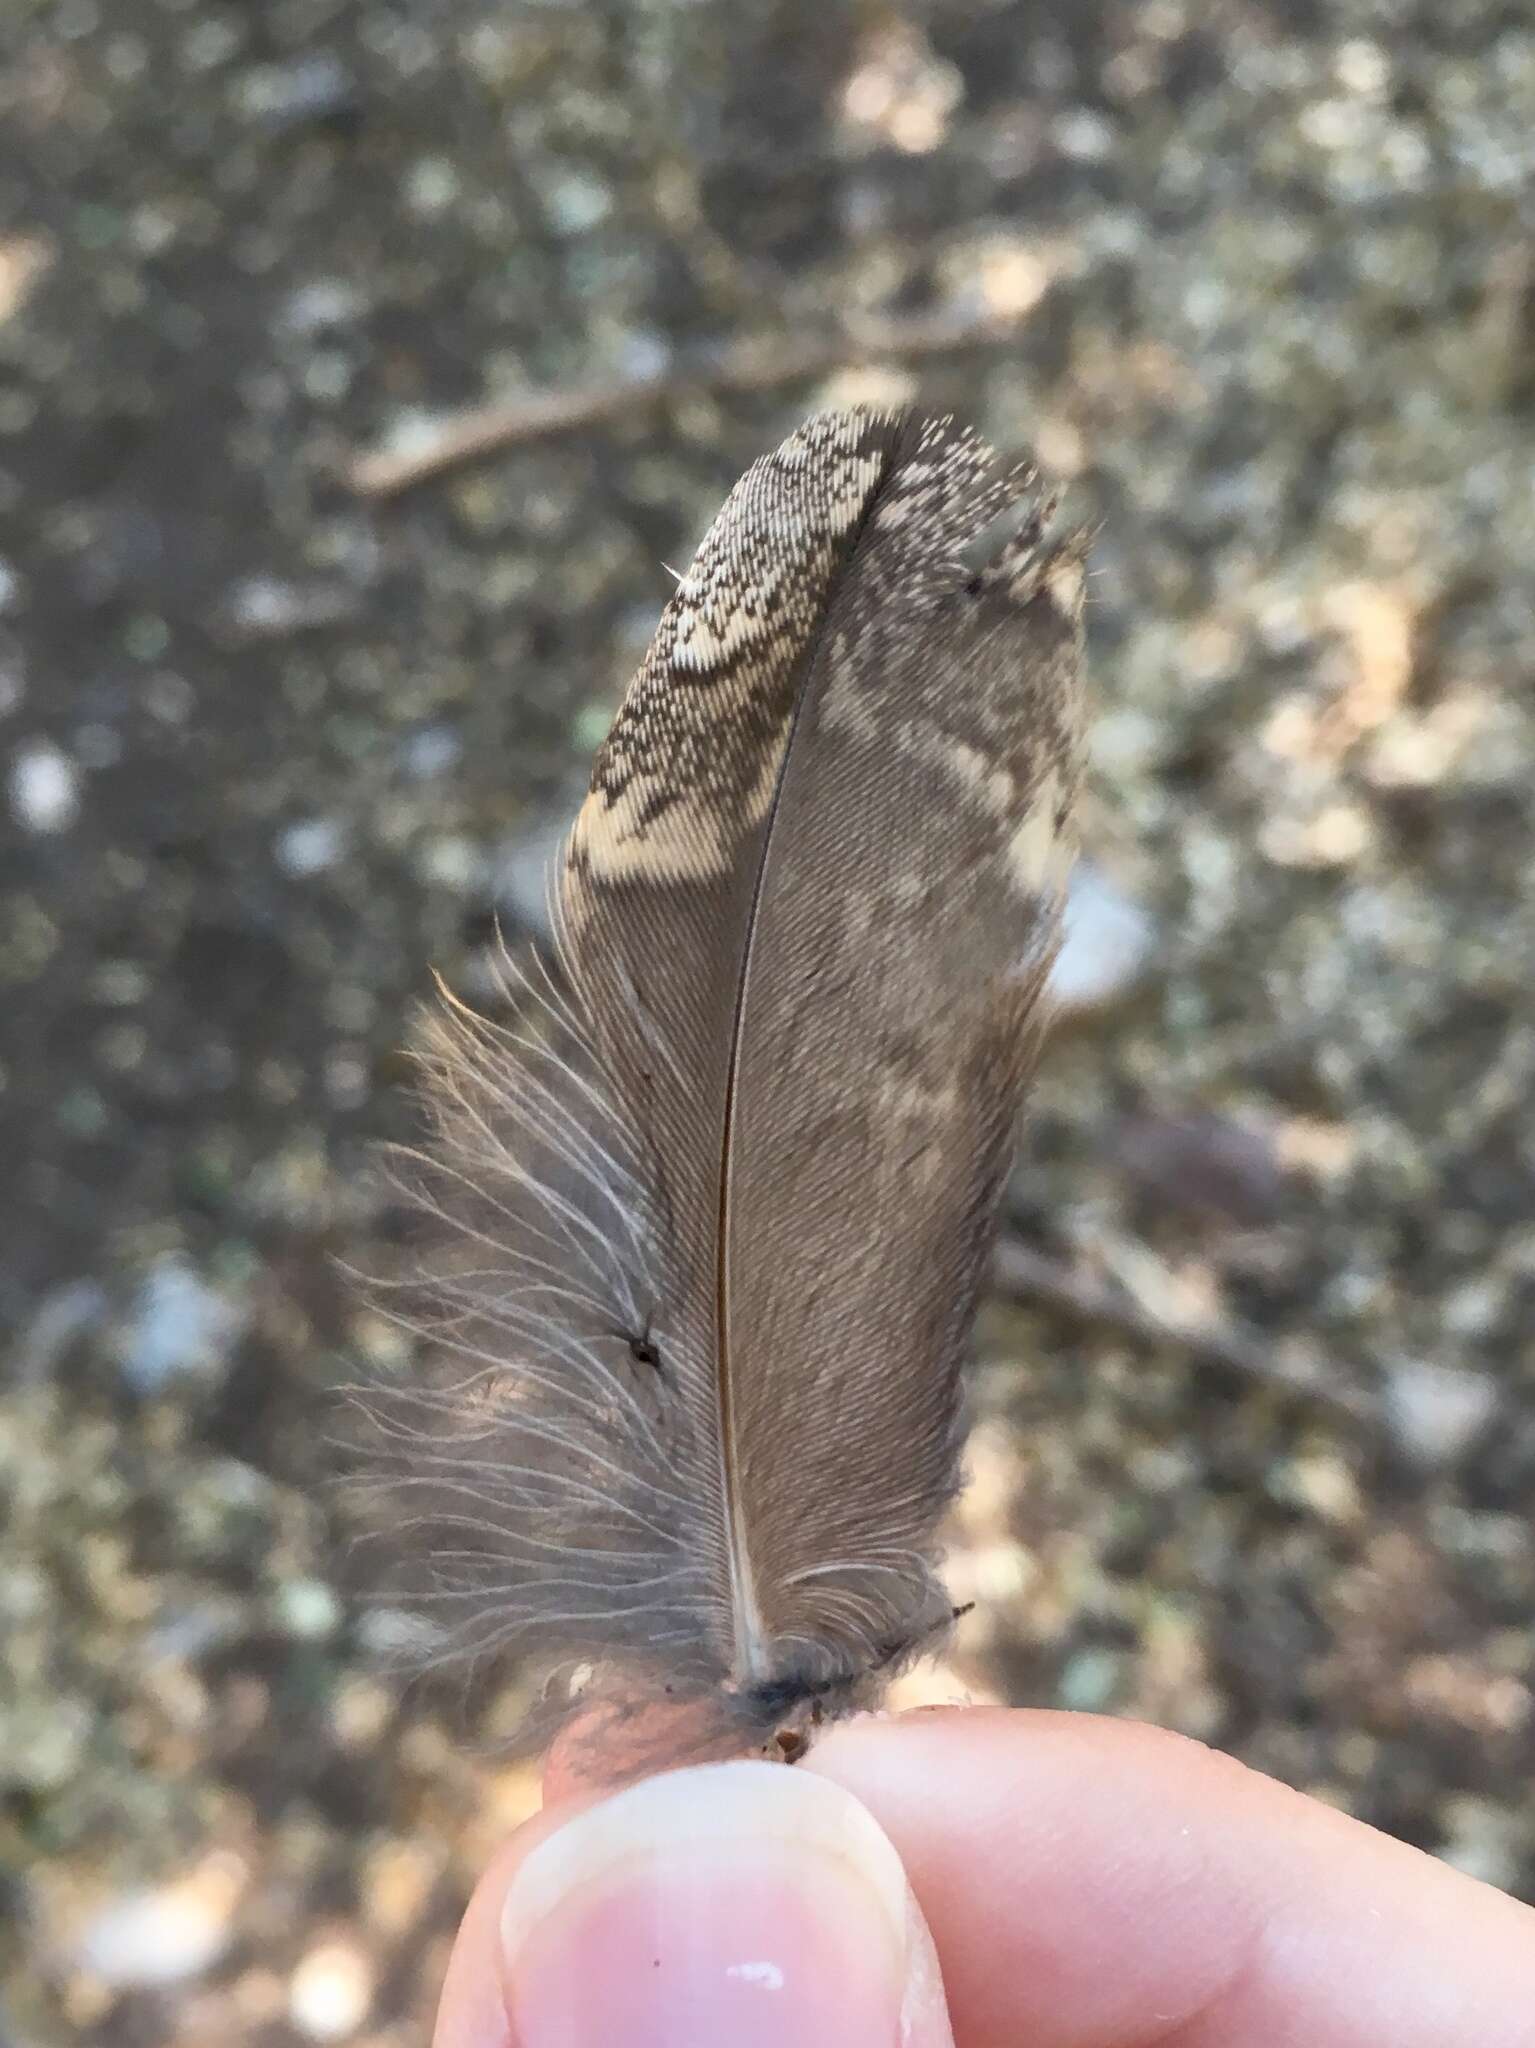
[990,1235,1378,1429]
[346,306,1031,499]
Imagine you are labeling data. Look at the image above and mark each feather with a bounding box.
[359,407,1087,1759]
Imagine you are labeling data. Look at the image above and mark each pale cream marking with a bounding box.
[1045,554,1085,619]
[570,722,792,883]
[570,783,724,883]
[672,605,766,670]
[1006,769,1072,897]
[871,1065,967,1189]
[877,1068,962,1125]
[931,734,1014,815]
[818,678,881,744]
[871,493,918,530]
[821,683,1021,818]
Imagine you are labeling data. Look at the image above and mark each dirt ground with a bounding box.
[3,1,1534,2041]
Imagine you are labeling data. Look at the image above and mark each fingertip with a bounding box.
[435,1759,954,2048]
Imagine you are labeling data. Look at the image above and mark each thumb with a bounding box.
[434,1759,954,2048]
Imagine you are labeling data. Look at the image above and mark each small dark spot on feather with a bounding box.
[628,1333,662,1370]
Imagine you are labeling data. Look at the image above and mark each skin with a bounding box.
[433,1707,1535,2048]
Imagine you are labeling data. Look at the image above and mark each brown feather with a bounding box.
[362,408,1087,1757]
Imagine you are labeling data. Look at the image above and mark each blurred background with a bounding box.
[3,0,1534,2039]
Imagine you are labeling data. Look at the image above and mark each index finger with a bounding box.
[808,1708,1535,2047]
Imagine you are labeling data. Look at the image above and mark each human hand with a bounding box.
[431,1707,1535,2046]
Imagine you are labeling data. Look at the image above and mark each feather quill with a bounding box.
[362,408,1086,1758]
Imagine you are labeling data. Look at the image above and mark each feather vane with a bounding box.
[363,408,1087,1757]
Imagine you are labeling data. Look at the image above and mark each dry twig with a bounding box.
[991,1235,1377,1428]
[346,307,1030,498]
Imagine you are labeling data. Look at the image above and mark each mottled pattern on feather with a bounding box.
[569,409,896,884]
[722,416,1086,1697]
[369,408,1087,1760]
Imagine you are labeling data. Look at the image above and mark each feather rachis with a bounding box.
[359,407,1086,1756]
